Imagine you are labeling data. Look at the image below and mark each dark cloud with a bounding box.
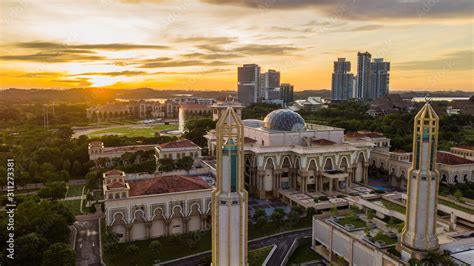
[231,44,299,55]
[396,50,474,71]
[182,52,243,60]
[10,41,169,50]
[202,0,473,20]
[138,57,231,68]
[270,26,314,33]
[0,52,106,63]
[52,77,92,86]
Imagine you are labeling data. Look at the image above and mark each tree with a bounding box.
[38,182,67,200]
[85,171,99,190]
[330,206,338,216]
[158,158,175,172]
[176,156,194,171]
[287,210,300,226]
[149,240,162,257]
[454,190,463,201]
[103,231,120,255]
[367,209,375,221]
[62,159,71,172]
[271,208,285,225]
[183,118,216,148]
[71,160,82,177]
[41,243,75,266]
[306,207,317,218]
[15,233,48,266]
[125,244,139,255]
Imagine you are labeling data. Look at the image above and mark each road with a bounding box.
[74,215,102,266]
[160,228,312,266]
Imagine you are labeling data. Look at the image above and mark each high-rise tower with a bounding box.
[331,58,354,101]
[369,58,390,99]
[401,102,440,261]
[212,107,248,265]
[356,51,371,99]
[237,64,260,106]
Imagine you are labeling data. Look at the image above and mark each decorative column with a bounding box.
[164,220,171,236]
[125,224,133,242]
[183,217,190,233]
[145,221,152,239]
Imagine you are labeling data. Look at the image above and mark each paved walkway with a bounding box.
[160,228,312,266]
[74,213,105,266]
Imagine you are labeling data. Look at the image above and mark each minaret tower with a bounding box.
[401,102,440,261]
[212,107,248,266]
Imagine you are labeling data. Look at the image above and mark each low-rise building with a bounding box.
[88,141,157,162]
[155,139,202,167]
[103,170,212,242]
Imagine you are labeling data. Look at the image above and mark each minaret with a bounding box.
[212,107,248,266]
[401,102,440,261]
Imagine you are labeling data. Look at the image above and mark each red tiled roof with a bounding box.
[179,103,212,109]
[129,175,211,196]
[104,169,125,177]
[244,137,257,144]
[107,181,127,189]
[310,138,336,145]
[158,139,200,149]
[104,145,156,153]
[437,151,474,165]
[345,131,384,139]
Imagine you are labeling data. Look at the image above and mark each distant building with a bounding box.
[103,170,212,242]
[369,58,390,99]
[331,58,354,101]
[86,97,215,121]
[155,139,202,170]
[292,97,326,112]
[356,51,372,99]
[280,83,294,104]
[448,96,474,116]
[237,64,260,106]
[88,141,157,164]
[367,94,414,116]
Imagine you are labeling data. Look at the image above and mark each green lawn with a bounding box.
[103,217,313,265]
[287,244,323,264]
[336,216,366,229]
[370,232,398,245]
[381,199,406,214]
[104,232,212,266]
[249,246,273,266]
[66,184,84,197]
[87,124,178,138]
[62,199,82,216]
[439,199,474,214]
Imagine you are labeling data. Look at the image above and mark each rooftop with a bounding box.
[104,169,125,177]
[158,139,200,149]
[345,131,385,139]
[128,175,211,196]
[437,151,474,165]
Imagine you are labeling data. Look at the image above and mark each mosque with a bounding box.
[206,108,374,200]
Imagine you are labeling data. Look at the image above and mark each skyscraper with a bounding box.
[260,69,280,101]
[280,83,294,104]
[331,58,354,101]
[401,102,440,261]
[212,107,248,265]
[356,51,371,99]
[237,64,260,106]
[370,58,390,99]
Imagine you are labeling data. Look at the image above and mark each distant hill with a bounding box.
[0,88,471,104]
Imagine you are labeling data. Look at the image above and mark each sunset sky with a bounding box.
[0,0,473,91]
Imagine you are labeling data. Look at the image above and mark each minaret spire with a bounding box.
[212,107,248,265]
[401,101,440,261]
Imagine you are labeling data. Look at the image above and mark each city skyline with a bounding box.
[1,0,473,91]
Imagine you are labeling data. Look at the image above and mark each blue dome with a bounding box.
[263,109,305,131]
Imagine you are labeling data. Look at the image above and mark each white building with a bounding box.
[103,170,212,242]
[155,138,202,165]
[206,109,372,201]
